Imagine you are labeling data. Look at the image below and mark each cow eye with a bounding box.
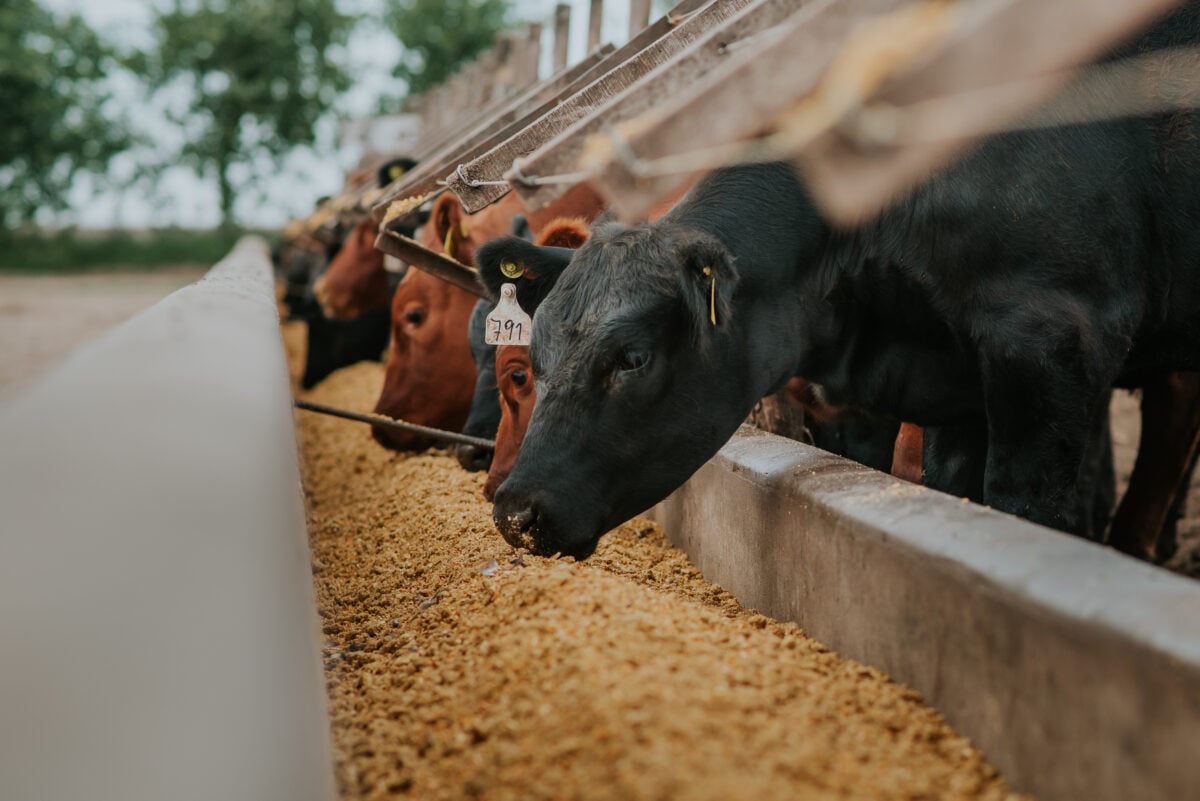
[405,308,425,325]
[616,348,650,374]
[510,369,528,387]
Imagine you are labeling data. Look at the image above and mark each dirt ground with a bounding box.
[0,270,203,401]
[288,321,1028,801]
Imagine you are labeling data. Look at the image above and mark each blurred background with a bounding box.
[0,0,668,395]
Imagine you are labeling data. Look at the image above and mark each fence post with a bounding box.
[553,3,571,71]
[588,0,605,52]
[630,0,651,39]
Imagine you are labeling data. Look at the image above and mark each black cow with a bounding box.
[481,6,1200,558]
[455,299,503,471]
[299,302,392,390]
[454,214,542,472]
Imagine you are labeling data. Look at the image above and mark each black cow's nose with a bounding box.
[492,489,539,549]
[455,443,493,472]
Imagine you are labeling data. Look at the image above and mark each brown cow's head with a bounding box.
[479,218,591,499]
[313,219,387,320]
[484,344,536,500]
[369,197,507,451]
[371,265,479,450]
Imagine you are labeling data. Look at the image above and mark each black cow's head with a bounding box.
[453,212,547,472]
[456,299,502,471]
[477,223,757,558]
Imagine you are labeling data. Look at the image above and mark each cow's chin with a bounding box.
[370,424,435,453]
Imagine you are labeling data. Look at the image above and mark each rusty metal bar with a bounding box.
[294,399,496,450]
[447,0,751,214]
[511,0,801,212]
[373,228,491,299]
[372,47,616,222]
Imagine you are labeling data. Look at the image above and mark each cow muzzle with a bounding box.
[491,486,599,559]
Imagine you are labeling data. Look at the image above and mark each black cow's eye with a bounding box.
[510,369,528,387]
[405,308,425,325]
[616,349,650,374]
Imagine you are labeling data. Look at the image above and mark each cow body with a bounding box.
[491,6,1200,557]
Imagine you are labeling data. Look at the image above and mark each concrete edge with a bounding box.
[652,425,1200,801]
[0,238,335,801]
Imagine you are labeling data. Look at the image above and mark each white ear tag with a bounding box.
[383,254,407,273]
[485,283,532,346]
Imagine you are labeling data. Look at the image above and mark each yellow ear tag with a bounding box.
[443,226,455,257]
[500,260,524,279]
[389,165,405,180]
[460,220,470,238]
[703,266,717,326]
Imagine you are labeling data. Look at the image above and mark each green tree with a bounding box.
[140,0,355,228]
[0,0,132,228]
[385,0,513,98]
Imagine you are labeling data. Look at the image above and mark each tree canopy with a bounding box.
[385,0,513,98]
[0,0,133,228]
[138,0,356,228]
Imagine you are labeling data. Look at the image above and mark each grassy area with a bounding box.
[0,227,278,273]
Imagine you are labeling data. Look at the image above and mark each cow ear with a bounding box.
[535,217,590,249]
[510,214,533,241]
[377,157,418,188]
[476,236,575,312]
[675,231,738,332]
[431,194,464,256]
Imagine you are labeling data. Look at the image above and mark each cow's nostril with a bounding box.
[492,493,539,549]
[508,506,536,532]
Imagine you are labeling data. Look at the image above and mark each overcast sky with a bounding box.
[40,0,654,230]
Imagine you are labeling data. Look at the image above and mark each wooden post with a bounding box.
[629,0,651,39]
[553,3,571,72]
[588,0,605,52]
[524,22,544,84]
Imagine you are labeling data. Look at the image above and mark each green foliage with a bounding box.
[139,0,356,228]
[0,227,274,273]
[385,0,513,98]
[0,0,133,228]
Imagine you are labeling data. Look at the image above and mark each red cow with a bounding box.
[312,157,417,320]
[1109,372,1200,560]
[370,186,608,450]
[314,219,387,319]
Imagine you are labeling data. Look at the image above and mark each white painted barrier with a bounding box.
[0,238,334,801]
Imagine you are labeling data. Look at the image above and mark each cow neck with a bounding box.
[662,163,827,400]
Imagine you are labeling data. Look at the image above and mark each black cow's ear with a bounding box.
[675,231,738,332]
[510,214,533,241]
[377,157,418,188]
[476,237,575,311]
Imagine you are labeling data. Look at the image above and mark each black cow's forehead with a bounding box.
[532,225,680,372]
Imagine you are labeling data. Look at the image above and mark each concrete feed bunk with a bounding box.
[286,329,1026,801]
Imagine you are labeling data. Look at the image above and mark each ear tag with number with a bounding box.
[485,283,533,346]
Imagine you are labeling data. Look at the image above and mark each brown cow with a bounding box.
[312,157,418,320]
[370,186,608,450]
[314,219,388,319]
[1109,372,1200,561]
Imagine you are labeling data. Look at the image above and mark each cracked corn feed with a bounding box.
[287,324,1028,801]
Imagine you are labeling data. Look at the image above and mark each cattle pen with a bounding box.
[5,1,1200,801]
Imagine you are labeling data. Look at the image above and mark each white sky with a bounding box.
[39,0,660,230]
